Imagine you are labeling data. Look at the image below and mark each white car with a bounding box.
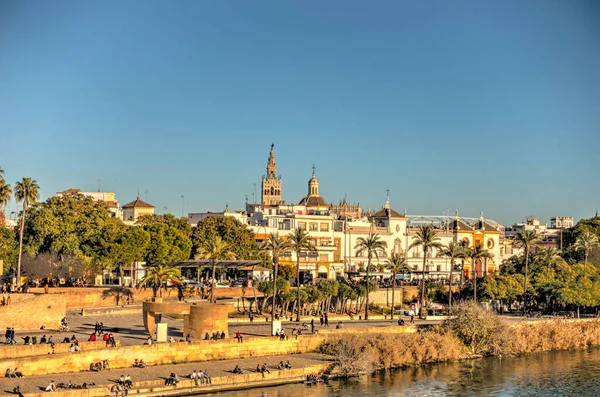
[186,282,205,288]
[215,281,230,288]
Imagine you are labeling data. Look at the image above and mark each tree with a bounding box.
[385,253,411,319]
[110,226,151,285]
[138,215,192,265]
[195,235,236,303]
[288,228,316,322]
[14,177,39,287]
[408,225,442,318]
[0,167,12,217]
[139,263,181,298]
[439,242,465,307]
[534,247,563,282]
[513,230,541,314]
[260,233,291,321]
[573,232,599,275]
[191,216,260,260]
[466,245,493,302]
[355,232,387,321]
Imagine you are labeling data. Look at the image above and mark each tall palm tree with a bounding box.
[14,177,39,288]
[467,245,493,302]
[514,230,541,315]
[139,264,181,297]
[196,235,236,303]
[439,241,465,307]
[385,253,411,319]
[355,233,387,320]
[574,232,600,275]
[261,232,291,322]
[534,247,562,282]
[0,168,12,210]
[408,225,442,318]
[288,228,316,322]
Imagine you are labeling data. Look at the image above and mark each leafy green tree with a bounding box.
[0,228,17,273]
[136,213,190,234]
[288,227,316,322]
[15,177,39,287]
[408,225,442,318]
[355,232,387,320]
[439,242,465,307]
[573,232,600,275]
[533,247,563,282]
[110,226,151,284]
[195,235,236,303]
[139,216,192,265]
[139,263,181,298]
[513,230,541,314]
[260,233,291,321]
[191,216,260,260]
[385,253,411,318]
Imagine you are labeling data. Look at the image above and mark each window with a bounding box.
[319,254,328,261]
[298,222,306,230]
[320,223,329,231]
[309,223,318,231]
[487,238,495,249]
[437,265,441,272]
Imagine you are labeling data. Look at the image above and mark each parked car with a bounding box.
[215,281,230,288]
[186,282,206,288]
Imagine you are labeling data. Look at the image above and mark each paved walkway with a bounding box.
[1,352,332,394]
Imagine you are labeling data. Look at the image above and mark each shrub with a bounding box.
[319,331,465,376]
[441,301,512,356]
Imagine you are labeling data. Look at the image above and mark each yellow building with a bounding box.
[122,197,155,224]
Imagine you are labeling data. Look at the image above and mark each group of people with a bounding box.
[132,359,147,368]
[4,327,16,344]
[204,331,226,340]
[189,369,212,386]
[164,372,180,385]
[5,368,24,378]
[89,359,110,372]
[276,360,292,370]
[256,363,270,378]
[274,329,287,341]
[93,322,106,335]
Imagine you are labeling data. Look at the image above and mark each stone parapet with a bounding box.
[0,293,66,331]
[0,340,120,360]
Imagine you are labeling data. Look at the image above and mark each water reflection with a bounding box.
[217,348,600,397]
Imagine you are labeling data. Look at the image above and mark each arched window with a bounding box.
[270,187,274,195]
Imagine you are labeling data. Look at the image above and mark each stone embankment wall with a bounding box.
[2,326,415,377]
[0,293,66,330]
[0,340,120,360]
[28,287,262,309]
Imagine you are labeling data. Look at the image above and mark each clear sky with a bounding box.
[1,0,599,225]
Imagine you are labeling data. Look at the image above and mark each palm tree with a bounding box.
[534,247,563,282]
[385,253,411,319]
[514,230,541,315]
[467,245,493,302]
[0,168,12,210]
[439,241,465,307]
[408,225,442,318]
[260,233,291,322]
[139,264,181,297]
[196,235,236,303]
[14,177,40,288]
[287,228,316,322]
[355,233,387,320]
[573,232,600,275]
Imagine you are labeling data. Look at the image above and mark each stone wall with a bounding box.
[2,326,415,377]
[0,293,66,331]
[0,340,120,360]
[28,287,262,309]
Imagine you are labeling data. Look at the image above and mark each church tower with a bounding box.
[261,144,282,205]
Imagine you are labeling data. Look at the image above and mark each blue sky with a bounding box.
[1,0,599,225]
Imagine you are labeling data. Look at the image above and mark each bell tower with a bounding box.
[261,144,282,205]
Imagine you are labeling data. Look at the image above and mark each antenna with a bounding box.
[145,190,148,201]
[163,206,168,214]
[97,179,101,192]
[181,195,185,218]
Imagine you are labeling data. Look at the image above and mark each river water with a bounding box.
[215,348,600,396]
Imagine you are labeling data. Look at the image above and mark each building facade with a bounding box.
[122,197,155,224]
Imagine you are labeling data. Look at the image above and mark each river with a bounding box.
[215,347,600,396]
